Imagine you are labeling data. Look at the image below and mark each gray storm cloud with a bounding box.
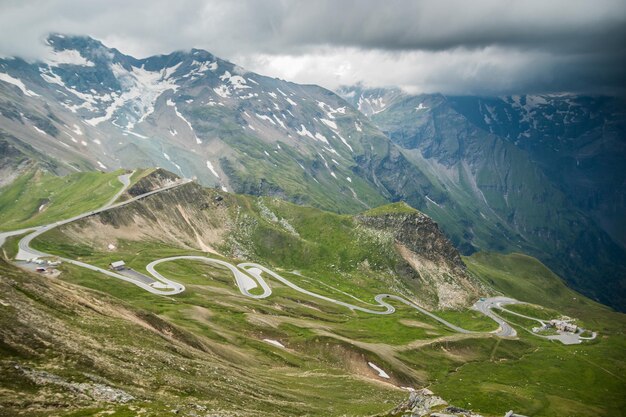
[1,0,624,95]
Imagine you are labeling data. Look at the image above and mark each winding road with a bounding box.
[1,173,590,343]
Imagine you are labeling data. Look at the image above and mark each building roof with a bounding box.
[110,260,126,268]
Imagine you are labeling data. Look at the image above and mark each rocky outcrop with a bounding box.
[391,389,484,417]
[15,364,134,403]
[356,206,483,308]
[65,181,232,255]
[356,209,465,271]
[126,168,180,197]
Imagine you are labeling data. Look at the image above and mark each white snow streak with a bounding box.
[0,73,39,97]
[368,362,390,379]
[167,99,202,144]
[320,118,337,130]
[263,339,285,348]
[45,48,95,67]
[206,161,219,178]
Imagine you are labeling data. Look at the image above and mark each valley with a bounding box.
[0,18,624,417]
[1,35,624,313]
[1,169,623,417]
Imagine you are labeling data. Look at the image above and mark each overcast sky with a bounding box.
[1,0,625,95]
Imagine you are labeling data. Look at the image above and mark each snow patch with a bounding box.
[425,196,440,207]
[219,70,250,90]
[45,48,95,67]
[123,130,148,139]
[336,133,353,152]
[314,132,329,144]
[272,114,287,129]
[320,118,338,130]
[206,161,219,178]
[256,113,276,125]
[317,101,345,119]
[32,126,46,135]
[368,362,390,379]
[167,99,202,144]
[86,62,179,127]
[263,339,285,348]
[358,95,386,114]
[213,85,231,98]
[296,124,315,139]
[0,73,39,97]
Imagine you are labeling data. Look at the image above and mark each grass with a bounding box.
[6,171,626,417]
[435,309,500,332]
[503,303,562,321]
[1,232,28,260]
[464,252,622,332]
[361,202,420,217]
[33,229,626,416]
[0,258,405,417]
[433,251,626,417]
[0,167,125,231]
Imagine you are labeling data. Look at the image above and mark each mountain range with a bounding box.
[0,34,624,310]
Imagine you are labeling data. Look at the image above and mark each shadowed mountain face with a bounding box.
[0,34,624,310]
[338,86,626,310]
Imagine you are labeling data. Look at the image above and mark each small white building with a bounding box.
[110,260,126,271]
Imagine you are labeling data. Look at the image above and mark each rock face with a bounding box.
[68,180,231,255]
[391,388,485,417]
[16,364,134,403]
[126,168,180,197]
[356,206,483,308]
[357,210,465,271]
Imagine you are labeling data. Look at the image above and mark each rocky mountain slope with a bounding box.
[46,170,482,309]
[338,86,626,310]
[0,34,434,214]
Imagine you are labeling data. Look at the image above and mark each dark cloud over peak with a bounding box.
[1,0,624,96]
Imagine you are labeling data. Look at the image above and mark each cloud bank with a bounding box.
[1,0,624,95]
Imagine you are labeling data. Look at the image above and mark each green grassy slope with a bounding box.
[421,252,626,417]
[464,252,621,330]
[3,171,625,416]
[0,167,125,231]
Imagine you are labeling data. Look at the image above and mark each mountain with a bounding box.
[0,34,434,214]
[338,86,626,310]
[1,34,624,310]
